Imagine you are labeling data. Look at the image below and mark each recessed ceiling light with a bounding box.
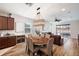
[61,8,66,12]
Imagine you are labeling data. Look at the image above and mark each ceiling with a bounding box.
[0,3,79,22]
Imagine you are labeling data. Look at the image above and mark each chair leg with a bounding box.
[27,49,30,56]
[52,53,53,56]
[30,52,33,56]
[25,46,27,53]
[51,51,53,56]
[25,46,28,54]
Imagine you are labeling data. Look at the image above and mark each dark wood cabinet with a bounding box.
[0,16,14,30]
[7,36,16,47]
[7,17,14,30]
[0,37,8,49]
[0,16,3,30]
[2,17,8,30]
[78,34,79,45]
[0,36,16,49]
[16,35,25,43]
[0,35,25,49]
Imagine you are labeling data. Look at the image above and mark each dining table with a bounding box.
[27,35,54,55]
[31,36,49,46]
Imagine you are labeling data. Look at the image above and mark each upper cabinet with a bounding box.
[2,16,8,30]
[7,17,14,30]
[0,16,3,30]
[0,16,14,30]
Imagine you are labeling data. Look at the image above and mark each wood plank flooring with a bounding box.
[1,38,79,56]
[54,38,79,56]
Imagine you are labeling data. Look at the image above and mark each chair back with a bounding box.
[28,34,32,38]
[45,34,50,39]
[27,38,34,52]
[40,34,45,38]
[25,37,29,53]
[47,38,54,55]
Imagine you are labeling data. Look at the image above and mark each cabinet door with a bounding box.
[0,37,8,49]
[2,17,8,30]
[7,36,16,47]
[7,17,14,30]
[0,16,3,30]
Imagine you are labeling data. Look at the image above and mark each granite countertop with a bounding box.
[0,35,16,37]
[0,34,25,37]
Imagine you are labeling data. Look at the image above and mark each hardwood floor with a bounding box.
[2,43,27,56]
[1,38,79,56]
[54,38,79,56]
[64,39,79,56]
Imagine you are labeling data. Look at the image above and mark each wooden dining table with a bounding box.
[31,37,49,46]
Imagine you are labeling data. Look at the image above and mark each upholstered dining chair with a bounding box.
[45,34,50,39]
[40,34,45,38]
[26,38,39,56]
[40,38,54,56]
[28,34,32,38]
[26,34,33,53]
[25,36,29,55]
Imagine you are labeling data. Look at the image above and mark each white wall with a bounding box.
[70,20,79,39]
[51,22,56,34]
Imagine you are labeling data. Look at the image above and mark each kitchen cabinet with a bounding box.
[2,16,8,30]
[7,36,16,47]
[16,35,25,43]
[78,34,79,45]
[0,37,8,49]
[0,16,3,30]
[0,16,14,30]
[7,17,14,30]
[0,36,16,49]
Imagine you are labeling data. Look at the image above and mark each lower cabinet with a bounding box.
[16,35,25,43]
[0,36,16,49]
[0,37,8,49]
[7,36,16,47]
[78,34,79,45]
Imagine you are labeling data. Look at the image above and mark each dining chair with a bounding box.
[45,34,50,39]
[28,34,32,38]
[40,38,54,56]
[27,38,39,56]
[40,34,45,38]
[25,36,29,55]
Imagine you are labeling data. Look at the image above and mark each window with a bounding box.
[25,24,31,33]
[56,24,70,37]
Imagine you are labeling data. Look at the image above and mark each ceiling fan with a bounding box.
[25,3,33,6]
[55,18,62,22]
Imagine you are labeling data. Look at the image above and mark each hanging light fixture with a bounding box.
[33,7,45,26]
